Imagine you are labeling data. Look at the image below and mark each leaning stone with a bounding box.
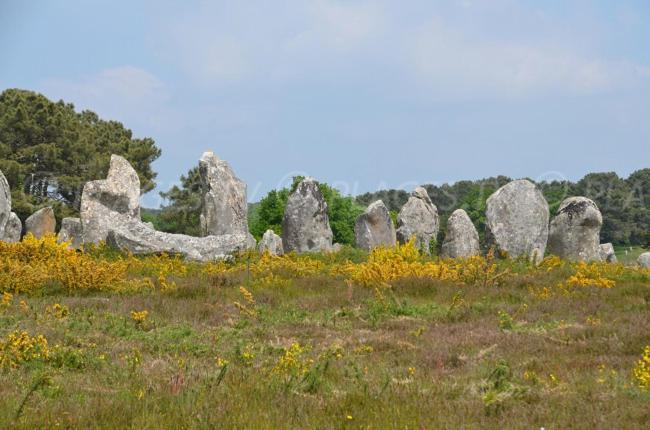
[57,217,83,249]
[485,179,549,263]
[355,200,396,251]
[106,218,251,261]
[2,212,22,243]
[80,155,141,244]
[396,187,439,253]
[282,177,333,253]
[257,229,284,255]
[199,151,249,236]
[548,197,602,262]
[598,243,617,263]
[441,209,480,258]
[0,169,10,238]
[638,252,650,268]
[25,207,56,239]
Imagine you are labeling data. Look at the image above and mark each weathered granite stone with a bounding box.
[144,221,155,229]
[106,219,251,261]
[485,179,549,263]
[257,229,284,255]
[441,209,480,258]
[396,187,439,253]
[282,177,333,253]
[2,212,22,243]
[25,207,56,239]
[0,170,10,238]
[57,217,83,249]
[548,197,602,262]
[330,243,343,253]
[638,252,650,268]
[355,200,396,251]
[199,151,248,236]
[598,243,617,263]
[80,155,141,244]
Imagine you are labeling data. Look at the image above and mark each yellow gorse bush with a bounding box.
[0,330,50,369]
[340,238,507,289]
[633,345,650,391]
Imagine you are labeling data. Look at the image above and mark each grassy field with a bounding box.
[615,246,648,265]
[0,237,649,429]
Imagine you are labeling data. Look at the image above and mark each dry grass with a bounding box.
[0,241,649,429]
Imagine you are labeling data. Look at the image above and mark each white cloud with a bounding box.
[152,1,649,99]
[40,66,175,134]
[406,17,648,99]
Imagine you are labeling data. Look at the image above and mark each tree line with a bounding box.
[357,171,650,247]
[0,89,161,225]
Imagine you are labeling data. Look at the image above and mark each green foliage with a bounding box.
[0,88,161,222]
[249,189,290,239]
[250,177,364,245]
[156,167,202,236]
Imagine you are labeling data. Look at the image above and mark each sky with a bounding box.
[1,0,649,207]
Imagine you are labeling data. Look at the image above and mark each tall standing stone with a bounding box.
[0,169,10,239]
[80,155,141,244]
[2,212,22,243]
[199,151,249,237]
[441,209,480,258]
[548,197,602,261]
[282,177,333,253]
[485,179,549,263]
[258,229,284,255]
[25,207,56,239]
[57,217,83,249]
[396,187,439,253]
[355,200,396,251]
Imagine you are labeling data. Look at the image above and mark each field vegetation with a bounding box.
[0,236,649,428]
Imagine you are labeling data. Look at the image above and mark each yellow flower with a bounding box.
[633,345,650,390]
[130,310,149,328]
[346,415,353,421]
[1,292,12,306]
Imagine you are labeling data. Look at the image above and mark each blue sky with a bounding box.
[2,0,649,206]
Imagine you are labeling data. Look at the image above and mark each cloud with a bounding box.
[152,1,649,100]
[39,66,174,134]
[156,0,386,85]
[407,17,649,99]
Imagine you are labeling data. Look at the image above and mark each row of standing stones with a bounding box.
[0,153,648,267]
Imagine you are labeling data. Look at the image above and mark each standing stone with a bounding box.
[199,151,248,236]
[441,209,480,258]
[258,229,284,255]
[598,243,617,263]
[2,212,22,243]
[485,179,549,263]
[57,217,83,249]
[0,169,10,238]
[354,200,396,251]
[282,177,333,253]
[638,252,650,268]
[396,187,439,253]
[25,207,56,239]
[547,197,603,262]
[80,155,141,244]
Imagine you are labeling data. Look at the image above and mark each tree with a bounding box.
[0,88,161,222]
[157,167,202,236]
